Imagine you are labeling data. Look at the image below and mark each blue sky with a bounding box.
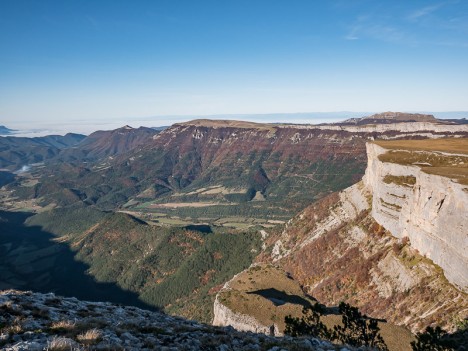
[1,0,468,132]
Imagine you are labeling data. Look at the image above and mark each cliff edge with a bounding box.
[215,138,467,339]
[364,140,468,290]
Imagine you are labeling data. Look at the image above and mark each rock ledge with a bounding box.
[0,290,361,351]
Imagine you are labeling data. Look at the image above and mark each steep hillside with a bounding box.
[4,206,261,322]
[274,183,466,332]
[57,125,159,162]
[215,139,468,336]
[213,265,415,351]
[0,209,145,308]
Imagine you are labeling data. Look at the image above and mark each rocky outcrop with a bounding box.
[251,142,467,333]
[294,121,468,135]
[364,143,468,291]
[213,294,281,336]
[0,290,349,351]
[212,265,313,337]
[212,268,279,336]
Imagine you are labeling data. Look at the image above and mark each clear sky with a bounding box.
[1,0,468,133]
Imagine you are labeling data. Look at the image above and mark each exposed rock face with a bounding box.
[364,143,468,291]
[263,183,467,333]
[251,142,468,332]
[213,293,281,336]
[211,264,418,351]
[309,121,468,134]
[182,118,468,135]
[0,290,350,351]
[212,265,313,337]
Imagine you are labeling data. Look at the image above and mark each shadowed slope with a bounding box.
[0,210,154,310]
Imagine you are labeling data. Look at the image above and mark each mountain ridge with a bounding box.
[341,112,439,125]
[1,116,467,350]
[0,133,85,171]
[56,125,159,162]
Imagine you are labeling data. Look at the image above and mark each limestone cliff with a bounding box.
[211,264,417,351]
[364,142,468,291]
[212,265,313,337]
[213,292,281,336]
[181,118,468,136]
[235,139,468,333]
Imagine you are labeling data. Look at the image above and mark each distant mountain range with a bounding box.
[0,133,85,170]
[1,112,467,346]
[0,125,15,135]
[57,125,159,162]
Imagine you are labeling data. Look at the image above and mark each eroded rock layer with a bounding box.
[248,140,468,333]
[364,142,468,290]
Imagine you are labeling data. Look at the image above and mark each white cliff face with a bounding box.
[212,295,280,336]
[181,119,468,136]
[298,183,369,251]
[310,121,468,134]
[363,143,468,291]
[212,267,282,336]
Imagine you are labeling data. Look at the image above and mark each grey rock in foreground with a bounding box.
[0,290,365,350]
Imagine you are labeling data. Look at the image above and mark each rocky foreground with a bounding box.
[0,290,365,351]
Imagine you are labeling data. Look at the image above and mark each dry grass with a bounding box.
[422,167,468,185]
[50,320,76,332]
[376,139,468,185]
[383,175,416,187]
[219,265,316,332]
[4,323,22,334]
[46,337,75,351]
[76,328,102,345]
[219,264,415,350]
[378,150,467,168]
[374,138,468,154]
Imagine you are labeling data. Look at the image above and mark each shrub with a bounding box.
[411,326,455,351]
[49,320,75,335]
[284,304,331,339]
[76,328,102,345]
[46,337,76,351]
[333,302,388,350]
